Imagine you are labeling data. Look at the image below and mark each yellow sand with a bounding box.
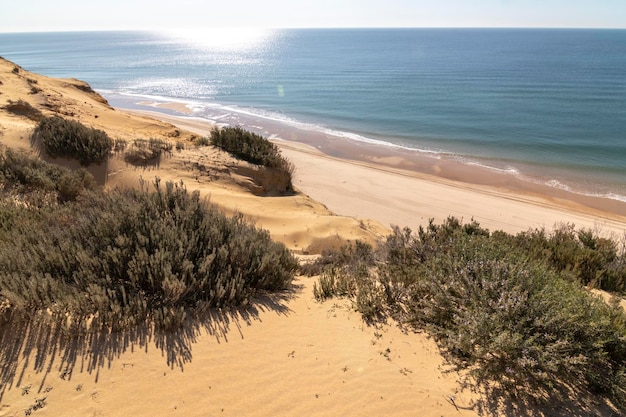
[1,57,625,416]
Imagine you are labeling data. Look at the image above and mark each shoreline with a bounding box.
[123,104,626,237]
[111,93,626,210]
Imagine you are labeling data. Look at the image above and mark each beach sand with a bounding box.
[137,109,626,239]
[1,57,625,416]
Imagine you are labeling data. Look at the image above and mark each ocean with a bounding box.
[1,29,625,203]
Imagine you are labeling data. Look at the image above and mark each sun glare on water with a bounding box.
[162,28,277,51]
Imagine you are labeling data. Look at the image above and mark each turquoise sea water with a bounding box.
[1,29,625,202]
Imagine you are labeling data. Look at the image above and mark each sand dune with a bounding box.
[1,57,625,416]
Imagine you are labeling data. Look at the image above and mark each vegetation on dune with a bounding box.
[3,102,625,411]
[32,115,113,166]
[0,147,96,202]
[3,99,43,121]
[123,137,173,164]
[210,126,295,194]
[304,217,626,410]
[0,151,298,332]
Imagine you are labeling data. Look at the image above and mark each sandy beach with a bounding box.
[1,57,625,417]
[134,108,626,239]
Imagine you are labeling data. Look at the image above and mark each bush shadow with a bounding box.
[470,383,623,417]
[0,285,299,402]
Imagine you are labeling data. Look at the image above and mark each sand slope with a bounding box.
[0,277,482,417]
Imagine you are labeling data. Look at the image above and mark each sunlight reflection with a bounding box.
[162,28,277,51]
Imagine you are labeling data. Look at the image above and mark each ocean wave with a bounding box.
[464,160,521,176]
[536,176,626,204]
[102,90,208,108]
[101,91,626,205]
[181,100,448,157]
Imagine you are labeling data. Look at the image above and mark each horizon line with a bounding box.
[1,26,626,34]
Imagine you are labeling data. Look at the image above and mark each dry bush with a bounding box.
[4,99,43,121]
[124,138,172,164]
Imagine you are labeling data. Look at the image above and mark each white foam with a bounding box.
[545,179,573,192]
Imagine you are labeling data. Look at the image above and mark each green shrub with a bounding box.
[0,179,298,331]
[313,218,626,409]
[494,224,626,294]
[302,240,375,277]
[193,136,210,147]
[32,116,113,166]
[113,138,128,152]
[389,236,625,401]
[312,269,338,301]
[0,147,96,202]
[210,126,294,193]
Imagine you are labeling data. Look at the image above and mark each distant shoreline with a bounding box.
[115,96,626,217]
[123,103,626,237]
[5,29,626,208]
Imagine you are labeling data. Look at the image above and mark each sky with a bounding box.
[2,0,625,32]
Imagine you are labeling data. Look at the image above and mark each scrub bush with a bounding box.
[0,166,298,331]
[4,99,43,121]
[210,126,294,193]
[309,218,626,409]
[32,116,113,166]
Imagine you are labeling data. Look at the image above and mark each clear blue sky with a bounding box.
[2,0,625,32]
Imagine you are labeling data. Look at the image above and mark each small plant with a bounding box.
[32,397,46,412]
[26,78,41,94]
[124,138,172,164]
[193,136,210,147]
[4,99,43,121]
[32,116,113,166]
[21,384,31,396]
[313,269,337,301]
[113,138,128,152]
